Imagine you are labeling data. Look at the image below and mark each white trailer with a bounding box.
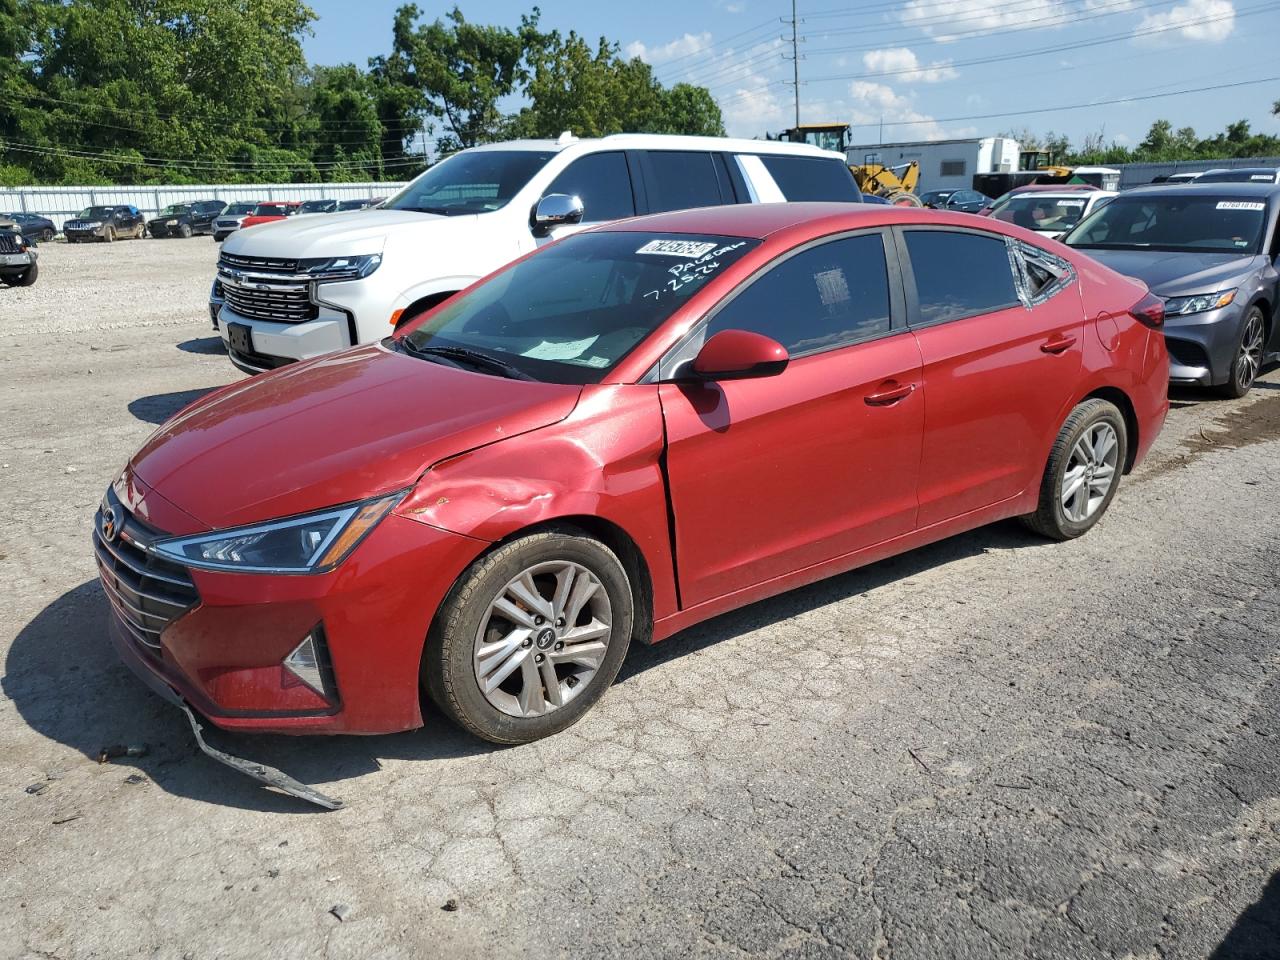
[847,137,1020,194]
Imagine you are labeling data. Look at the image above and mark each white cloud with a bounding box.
[901,0,1066,41]
[1136,0,1235,42]
[861,47,957,83]
[846,82,976,142]
[625,32,713,64]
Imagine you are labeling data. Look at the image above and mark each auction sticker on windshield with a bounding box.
[1217,201,1266,211]
[636,239,718,258]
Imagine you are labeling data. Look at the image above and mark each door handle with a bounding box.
[1040,334,1077,354]
[864,381,916,406]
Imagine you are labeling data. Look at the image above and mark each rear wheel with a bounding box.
[1217,306,1265,399]
[103,226,115,243]
[1022,398,1127,541]
[423,529,634,744]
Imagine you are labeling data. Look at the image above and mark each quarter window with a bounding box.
[643,152,726,213]
[904,230,1020,324]
[758,156,861,201]
[545,152,635,222]
[706,234,893,355]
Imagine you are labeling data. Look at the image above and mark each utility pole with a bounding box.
[781,0,803,130]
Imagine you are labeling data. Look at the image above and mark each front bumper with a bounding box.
[98,489,487,735]
[1162,302,1246,387]
[0,250,36,275]
[65,226,106,241]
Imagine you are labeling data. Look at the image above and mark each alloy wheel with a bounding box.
[1061,421,1119,523]
[473,560,613,718]
[1236,312,1265,393]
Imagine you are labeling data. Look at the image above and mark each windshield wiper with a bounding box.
[406,343,537,381]
[397,205,455,216]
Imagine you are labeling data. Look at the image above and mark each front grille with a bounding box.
[222,283,317,322]
[94,491,199,655]
[220,252,300,273]
[0,232,18,254]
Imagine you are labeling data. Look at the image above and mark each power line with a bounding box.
[1,140,425,173]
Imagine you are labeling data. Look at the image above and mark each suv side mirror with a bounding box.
[689,330,789,381]
[533,193,584,235]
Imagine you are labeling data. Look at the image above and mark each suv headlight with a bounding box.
[150,491,404,574]
[1163,290,1236,316]
[297,254,382,282]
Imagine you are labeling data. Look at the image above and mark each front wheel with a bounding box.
[1217,306,1265,399]
[1022,398,1128,541]
[178,223,193,239]
[103,226,115,243]
[15,261,38,286]
[423,529,634,744]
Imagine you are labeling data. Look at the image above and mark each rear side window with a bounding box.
[758,156,860,201]
[545,152,635,222]
[707,233,892,355]
[904,230,1019,324]
[643,152,726,213]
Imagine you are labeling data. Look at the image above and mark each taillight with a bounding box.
[1129,292,1165,328]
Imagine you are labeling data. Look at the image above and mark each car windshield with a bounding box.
[400,231,761,384]
[337,199,368,210]
[383,150,556,216]
[921,192,952,204]
[1064,195,1268,254]
[224,203,256,215]
[252,204,288,216]
[992,195,1091,232]
[77,206,114,219]
[299,200,333,212]
[159,204,191,215]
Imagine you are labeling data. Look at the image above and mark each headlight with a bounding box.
[1163,289,1236,316]
[150,491,404,574]
[296,253,381,282]
[166,219,177,226]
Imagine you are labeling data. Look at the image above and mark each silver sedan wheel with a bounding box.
[1236,312,1265,392]
[473,561,613,718]
[1061,421,1119,523]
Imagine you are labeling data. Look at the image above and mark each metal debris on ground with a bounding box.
[329,904,351,922]
[98,744,150,763]
[123,773,147,785]
[442,899,459,912]
[24,782,48,795]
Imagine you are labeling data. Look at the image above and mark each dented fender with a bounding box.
[397,384,681,622]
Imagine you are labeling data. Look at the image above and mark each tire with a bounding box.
[15,261,37,287]
[178,223,193,239]
[1216,306,1265,399]
[103,226,114,243]
[423,528,635,744]
[1021,398,1128,541]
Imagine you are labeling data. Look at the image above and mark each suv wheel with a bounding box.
[178,223,193,239]
[423,528,634,744]
[1022,398,1128,541]
[103,226,115,243]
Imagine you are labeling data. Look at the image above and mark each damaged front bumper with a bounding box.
[108,617,342,809]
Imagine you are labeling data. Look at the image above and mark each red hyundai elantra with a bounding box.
[96,203,1168,750]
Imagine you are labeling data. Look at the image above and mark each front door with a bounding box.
[659,231,925,608]
[898,227,1086,527]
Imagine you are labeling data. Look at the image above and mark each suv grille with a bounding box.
[217,252,317,323]
[0,232,18,254]
[93,491,199,655]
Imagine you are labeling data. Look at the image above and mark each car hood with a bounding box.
[221,208,467,258]
[129,344,582,530]
[1079,249,1262,297]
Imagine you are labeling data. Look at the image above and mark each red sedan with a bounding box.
[97,203,1168,749]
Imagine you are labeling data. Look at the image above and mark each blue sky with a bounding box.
[302,0,1280,150]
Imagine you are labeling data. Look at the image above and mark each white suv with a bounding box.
[209,133,861,373]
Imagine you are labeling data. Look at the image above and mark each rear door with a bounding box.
[898,227,1085,527]
[658,230,924,607]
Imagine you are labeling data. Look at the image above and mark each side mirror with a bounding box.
[689,330,789,381]
[533,193,584,234]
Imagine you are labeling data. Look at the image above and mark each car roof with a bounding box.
[465,133,846,162]
[1114,182,1280,199]
[598,201,1006,240]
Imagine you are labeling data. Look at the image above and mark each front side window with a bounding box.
[545,152,635,222]
[643,152,726,213]
[705,233,892,355]
[299,200,335,213]
[401,231,760,384]
[904,230,1020,324]
[1064,194,1268,253]
[384,149,555,216]
[78,206,114,220]
[224,203,256,215]
[758,156,861,202]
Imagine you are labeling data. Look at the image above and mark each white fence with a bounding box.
[0,181,408,230]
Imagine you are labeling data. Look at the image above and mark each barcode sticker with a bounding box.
[637,239,718,258]
[1216,201,1265,211]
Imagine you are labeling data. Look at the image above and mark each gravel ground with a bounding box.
[2,240,1279,960]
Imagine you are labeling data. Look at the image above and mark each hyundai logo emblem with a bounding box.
[101,504,119,542]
